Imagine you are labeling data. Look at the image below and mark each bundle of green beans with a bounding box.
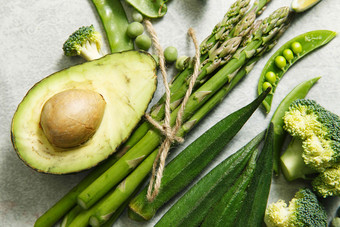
[34,1,293,226]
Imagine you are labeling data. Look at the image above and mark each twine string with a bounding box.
[144,19,200,202]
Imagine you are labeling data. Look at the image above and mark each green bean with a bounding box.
[125,0,168,18]
[257,30,336,113]
[92,0,134,52]
[270,77,320,175]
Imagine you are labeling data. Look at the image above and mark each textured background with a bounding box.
[0,0,339,226]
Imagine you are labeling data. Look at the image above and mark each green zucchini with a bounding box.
[155,132,265,227]
[128,89,270,221]
[235,123,274,227]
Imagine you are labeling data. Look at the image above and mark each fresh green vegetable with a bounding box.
[125,0,168,18]
[126,22,144,38]
[63,25,103,61]
[331,207,340,227]
[132,9,144,22]
[61,206,82,227]
[91,0,134,52]
[34,151,123,227]
[199,0,268,57]
[282,99,340,171]
[76,6,292,210]
[281,99,340,197]
[274,55,287,69]
[200,149,258,227]
[257,30,336,113]
[164,46,178,63]
[128,89,269,221]
[135,34,152,50]
[234,123,274,227]
[270,77,320,174]
[291,41,303,54]
[264,188,327,227]
[175,56,190,71]
[312,164,340,198]
[155,131,265,227]
[332,218,340,227]
[283,48,294,61]
[68,151,157,227]
[262,82,272,91]
[265,71,277,84]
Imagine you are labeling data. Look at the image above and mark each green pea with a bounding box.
[291,42,302,54]
[135,34,152,50]
[262,82,272,92]
[132,10,144,22]
[274,56,287,69]
[283,49,294,61]
[265,71,277,84]
[127,22,144,38]
[164,46,178,63]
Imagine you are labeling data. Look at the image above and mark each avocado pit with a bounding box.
[40,89,106,148]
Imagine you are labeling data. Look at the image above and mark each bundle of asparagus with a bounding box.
[35,1,293,226]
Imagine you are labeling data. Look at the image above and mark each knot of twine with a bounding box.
[143,19,201,202]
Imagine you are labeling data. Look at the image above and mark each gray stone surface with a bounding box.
[0,0,339,226]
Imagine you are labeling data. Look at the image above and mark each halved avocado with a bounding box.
[11,51,157,174]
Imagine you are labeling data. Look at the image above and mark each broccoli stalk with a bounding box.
[264,188,328,227]
[280,99,340,197]
[63,25,103,61]
[280,138,317,181]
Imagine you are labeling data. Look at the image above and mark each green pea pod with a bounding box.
[271,76,320,175]
[125,0,168,18]
[92,0,134,53]
[257,30,336,113]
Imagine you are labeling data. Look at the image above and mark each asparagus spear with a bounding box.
[68,151,158,227]
[34,149,126,227]
[200,0,251,55]
[200,0,271,56]
[77,7,292,210]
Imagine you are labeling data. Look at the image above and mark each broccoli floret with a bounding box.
[312,164,340,198]
[63,25,103,61]
[264,188,328,227]
[283,99,340,171]
[332,218,340,227]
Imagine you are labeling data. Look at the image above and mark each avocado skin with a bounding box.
[11,51,157,174]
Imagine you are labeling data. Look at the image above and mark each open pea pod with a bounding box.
[257,30,336,113]
[125,0,168,18]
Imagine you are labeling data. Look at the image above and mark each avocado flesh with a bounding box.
[11,51,157,174]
